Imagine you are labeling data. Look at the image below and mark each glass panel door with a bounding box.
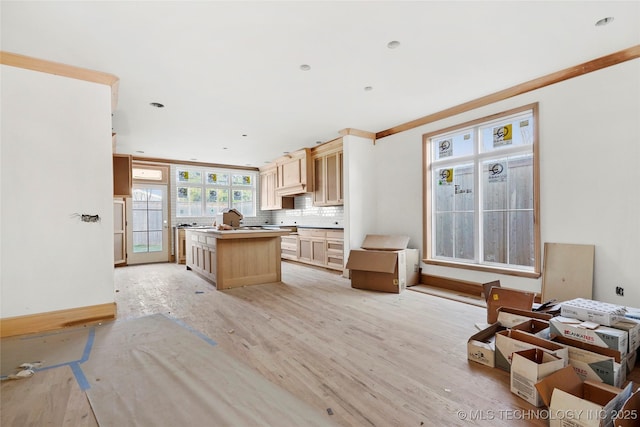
[128,184,168,264]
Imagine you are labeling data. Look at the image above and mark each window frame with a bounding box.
[175,166,257,218]
[422,103,540,278]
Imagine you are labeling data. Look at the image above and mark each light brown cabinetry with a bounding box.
[281,234,299,260]
[312,138,343,206]
[186,231,218,283]
[292,228,343,271]
[326,230,345,270]
[113,154,132,197]
[275,148,313,196]
[260,165,294,210]
[176,228,186,264]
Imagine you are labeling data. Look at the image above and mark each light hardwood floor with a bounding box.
[3,261,636,426]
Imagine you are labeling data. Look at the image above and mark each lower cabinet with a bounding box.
[285,228,343,271]
[186,232,217,282]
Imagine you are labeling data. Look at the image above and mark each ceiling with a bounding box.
[2,1,639,168]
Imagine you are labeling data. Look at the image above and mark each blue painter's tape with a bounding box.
[163,314,218,347]
[80,328,95,363]
[70,362,91,390]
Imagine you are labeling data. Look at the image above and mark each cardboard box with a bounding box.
[511,318,551,339]
[550,316,628,357]
[613,389,640,427]
[216,208,243,228]
[511,348,565,407]
[611,317,640,353]
[467,323,506,367]
[487,287,535,324]
[497,307,553,328]
[550,335,625,388]
[346,235,419,293]
[626,349,637,375]
[535,365,633,427]
[561,298,627,326]
[495,329,569,372]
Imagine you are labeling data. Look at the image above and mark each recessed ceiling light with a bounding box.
[150,102,164,108]
[283,151,289,154]
[223,147,228,150]
[595,17,614,26]
[387,40,400,49]
[190,158,197,161]
[315,141,323,144]
[300,64,311,71]
[136,150,145,153]
[364,86,373,91]
[242,134,248,137]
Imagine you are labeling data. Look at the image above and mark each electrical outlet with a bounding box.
[615,286,624,296]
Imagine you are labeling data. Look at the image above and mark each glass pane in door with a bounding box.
[132,187,164,253]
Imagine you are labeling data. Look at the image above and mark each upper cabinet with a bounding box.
[312,138,343,206]
[260,164,294,210]
[113,153,132,197]
[275,148,313,196]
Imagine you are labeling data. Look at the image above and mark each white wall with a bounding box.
[343,134,377,255]
[370,59,640,306]
[1,65,115,318]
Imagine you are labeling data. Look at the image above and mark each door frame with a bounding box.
[127,162,171,265]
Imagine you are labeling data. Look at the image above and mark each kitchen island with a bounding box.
[185,228,292,290]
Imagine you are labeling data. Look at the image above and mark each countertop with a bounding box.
[184,228,292,240]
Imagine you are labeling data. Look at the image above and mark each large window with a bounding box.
[424,104,539,276]
[176,167,257,218]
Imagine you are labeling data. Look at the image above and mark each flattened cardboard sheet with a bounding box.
[360,234,409,251]
[487,287,535,324]
[542,242,594,303]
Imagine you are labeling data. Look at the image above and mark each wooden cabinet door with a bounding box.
[114,199,126,265]
[325,151,343,205]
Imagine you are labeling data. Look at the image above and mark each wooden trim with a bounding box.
[422,274,542,303]
[0,302,117,338]
[132,156,259,171]
[377,45,640,139]
[339,128,376,141]
[1,51,120,111]
[423,259,541,279]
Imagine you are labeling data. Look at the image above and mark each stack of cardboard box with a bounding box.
[467,292,639,426]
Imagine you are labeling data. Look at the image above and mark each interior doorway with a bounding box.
[127,163,170,265]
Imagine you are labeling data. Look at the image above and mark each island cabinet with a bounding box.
[311,138,343,206]
[259,164,294,210]
[185,228,290,290]
[280,234,299,260]
[275,148,313,196]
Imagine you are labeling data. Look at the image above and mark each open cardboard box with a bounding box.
[535,365,633,427]
[495,328,569,372]
[467,323,507,368]
[511,348,565,407]
[549,334,625,388]
[346,235,419,293]
[613,388,640,427]
[497,307,553,328]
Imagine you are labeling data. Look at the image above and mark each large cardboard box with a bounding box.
[346,235,419,293]
[510,348,565,407]
[550,335,625,388]
[495,329,569,372]
[550,316,628,357]
[560,298,626,326]
[535,365,633,427]
[611,317,640,353]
